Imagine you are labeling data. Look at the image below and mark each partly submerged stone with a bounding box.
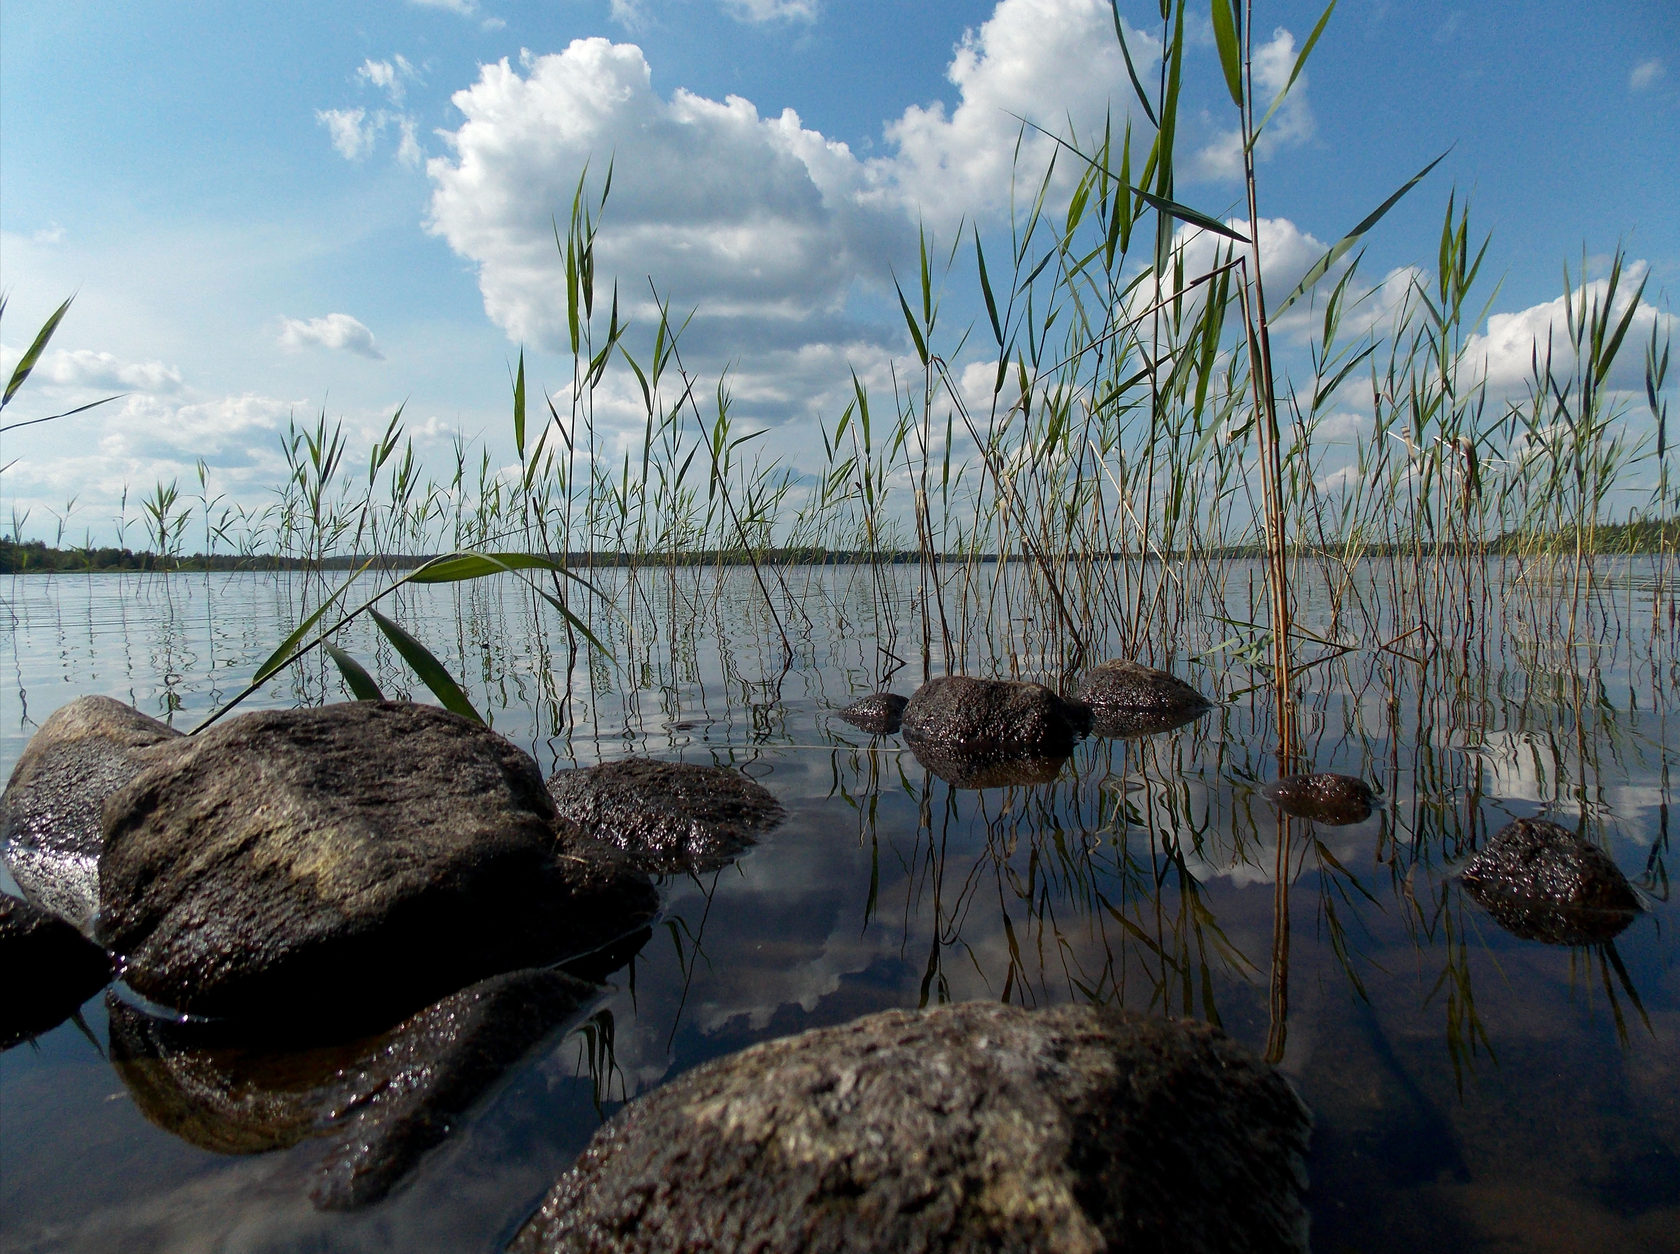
[901,676,1091,757]
[109,964,603,1209]
[1075,660,1211,739]
[546,757,785,874]
[1460,817,1641,945]
[98,701,657,1024]
[0,893,113,1050]
[1261,773,1378,826]
[835,692,908,736]
[512,1001,1312,1254]
[0,696,182,935]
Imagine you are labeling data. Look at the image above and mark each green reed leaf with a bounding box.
[369,609,482,724]
[513,349,527,460]
[1210,0,1244,108]
[324,644,384,702]
[4,297,73,410]
[1273,148,1449,318]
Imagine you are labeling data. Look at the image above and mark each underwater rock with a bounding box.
[906,740,1071,789]
[1460,817,1641,945]
[109,965,602,1209]
[0,893,113,1050]
[547,757,785,874]
[1075,659,1210,739]
[835,692,908,735]
[0,696,182,935]
[1261,773,1378,825]
[901,675,1091,757]
[511,1001,1312,1254]
[98,701,657,1024]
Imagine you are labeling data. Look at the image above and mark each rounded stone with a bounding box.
[1261,773,1377,825]
[835,692,908,736]
[1460,817,1641,945]
[512,1001,1312,1254]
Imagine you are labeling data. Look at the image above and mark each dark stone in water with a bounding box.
[1262,774,1378,825]
[546,757,785,874]
[1460,817,1641,945]
[97,701,657,1025]
[511,1001,1311,1254]
[835,692,908,735]
[901,675,1091,757]
[1075,659,1210,740]
[0,893,113,1050]
[0,696,183,936]
[109,965,602,1209]
[906,740,1071,789]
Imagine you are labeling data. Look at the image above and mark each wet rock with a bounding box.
[0,696,182,935]
[835,692,908,736]
[1460,817,1641,945]
[1261,774,1377,825]
[901,675,1091,757]
[512,1001,1311,1254]
[0,893,113,1049]
[110,965,602,1208]
[546,757,784,874]
[98,701,657,1024]
[906,740,1071,789]
[1075,659,1210,736]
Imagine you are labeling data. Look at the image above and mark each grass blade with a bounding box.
[369,609,483,724]
[324,644,385,701]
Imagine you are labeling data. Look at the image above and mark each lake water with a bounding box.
[1,563,1675,1252]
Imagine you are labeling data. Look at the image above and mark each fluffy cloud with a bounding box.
[36,349,184,395]
[1461,263,1674,396]
[1190,27,1315,180]
[278,313,386,359]
[426,40,906,359]
[358,55,418,105]
[883,0,1151,227]
[1630,57,1665,91]
[722,0,819,22]
[318,107,376,160]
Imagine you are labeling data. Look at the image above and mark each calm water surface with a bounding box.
[1,565,1675,1252]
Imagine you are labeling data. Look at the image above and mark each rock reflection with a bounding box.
[904,738,1071,789]
[109,964,609,1209]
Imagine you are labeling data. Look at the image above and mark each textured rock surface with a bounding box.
[546,757,784,873]
[512,1001,1312,1254]
[98,701,657,1023]
[835,692,909,736]
[1074,661,1210,739]
[1460,817,1641,945]
[0,696,182,934]
[110,966,600,1208]
[901,676,1091,758]
[1261,774,1377,826]
[0,893,113,1049]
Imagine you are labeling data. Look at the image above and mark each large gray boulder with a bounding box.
[546,758,784,873]
[901,676,1091,760]
[97,701,657,1024]
[1460,817,1641,945]
[109,965,602,1209]
[0,893,112,1049]
[1075,660,1210,739]
[512,1001,1311,1254]
[0,695,182,934]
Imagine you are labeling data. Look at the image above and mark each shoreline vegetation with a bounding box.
[2,2,1674,737]
[5,520,1680,575]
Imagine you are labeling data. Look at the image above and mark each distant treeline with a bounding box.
[5,523,1677,575]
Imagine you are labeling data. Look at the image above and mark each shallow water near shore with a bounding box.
[2,563,1676,1252]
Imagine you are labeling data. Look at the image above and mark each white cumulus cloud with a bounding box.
[318,107,376,160]
[1190,26,1316,180]
[358,55,418,105]
[1630,57,1665,91]
[37,349,184,395]
[278,313,386,360]
[722,0,819,22]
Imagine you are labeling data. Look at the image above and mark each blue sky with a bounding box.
[2,0,1676,547]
